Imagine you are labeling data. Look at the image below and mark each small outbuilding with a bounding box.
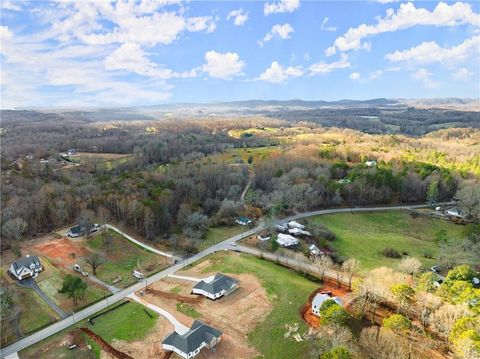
[288,227,311,236]
[192,273,239,300]
[162,320,222,359]
[9,255,43,280]
[445,208,466,219]
[311,293,342,317]
[287,221,305,230]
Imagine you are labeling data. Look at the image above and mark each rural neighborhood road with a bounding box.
[0,203,440,358]
[16,278,68,319]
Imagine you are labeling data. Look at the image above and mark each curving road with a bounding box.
[0,203,440,358]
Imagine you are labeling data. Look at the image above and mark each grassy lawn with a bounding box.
[16,286,59,334]
[199,225,246,251]
[86,231,168,288]
[89,301,158,342]
[19,301,158,359]
[311,210,465,271]
[193,252,319,359]
[176,303,202,319]
[37,259,109,313]
[170,286,182,294]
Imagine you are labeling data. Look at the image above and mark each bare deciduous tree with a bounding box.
[315,255,334,280]
[430,303,471,337]
[342,258,359,290]
[398,257,423,276]
[83,253,106,276]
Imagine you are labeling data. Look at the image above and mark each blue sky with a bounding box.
[0,0,479,108]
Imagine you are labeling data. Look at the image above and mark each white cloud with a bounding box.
[368,66,400,80]
[105,43,173,78]
[186,16,216,33]
[260,23,294,46]
[1,1,22,11]
[321,17,337,32]
[325,46,337,57]
[375,0,413,3]
[257,61,303,83]
[308,54,351,75]
[452,68,473,81]
[385,36,480,65]
[349,72,360,80]
[202,50,245,79]
[227,9,248,26]
[412,68,438,88]
[264,0,300,15]
[329,2,480,53]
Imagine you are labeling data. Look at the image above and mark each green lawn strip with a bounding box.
[199,226,245,251]
[312,210,465,271]
[19,301,157,359]
[86,231,165,288]
[176,303,202,319]
[88,301,158,342]
[170,286,182,294]
[15,286,58,335]
[198,253,319,359]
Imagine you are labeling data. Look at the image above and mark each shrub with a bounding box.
[382,247,401,258]
[321,304,350,326]
[321,346,352,359]
[319,299,338,313]
[383,314,412,332]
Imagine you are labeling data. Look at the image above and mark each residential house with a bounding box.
[276,233,299,248]
[192,273,239,300]
[287,221,305,230]
[275,224,288,233]
[257,234,271,241]
[9,255,43,280]
[311,293,342,316]
[67,225,86,238]
[235,216,252,226]
[162,320,222,359]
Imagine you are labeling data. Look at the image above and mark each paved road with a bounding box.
[128,294,189,334]
[0,203,438,358]
[104,224,177,259]
[16,278,68,319]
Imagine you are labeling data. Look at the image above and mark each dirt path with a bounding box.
[80,328,133,359]
[144,287,204,304]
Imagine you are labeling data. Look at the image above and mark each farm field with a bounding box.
[311,210,466,271]
[86,230,170,288]
[19,301,160,359]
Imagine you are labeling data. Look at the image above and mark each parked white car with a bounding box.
[133,270,144,279]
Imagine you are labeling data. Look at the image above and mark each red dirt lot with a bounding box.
[301,281,351,329]
[31,238,90,266]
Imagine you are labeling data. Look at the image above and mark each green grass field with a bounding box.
[87,231,168,288]
[15,286,59,335]
[199,225,246,251]
[311,210,465,271]
[89,302,158,342]
[176,303,202,319]
[192,252,319,359]
[19,301,158,359]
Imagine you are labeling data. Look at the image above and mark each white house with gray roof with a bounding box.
[311,293,342,316]
[192,273,238,300]
[162,320,222,358]
[9,255,43,280]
